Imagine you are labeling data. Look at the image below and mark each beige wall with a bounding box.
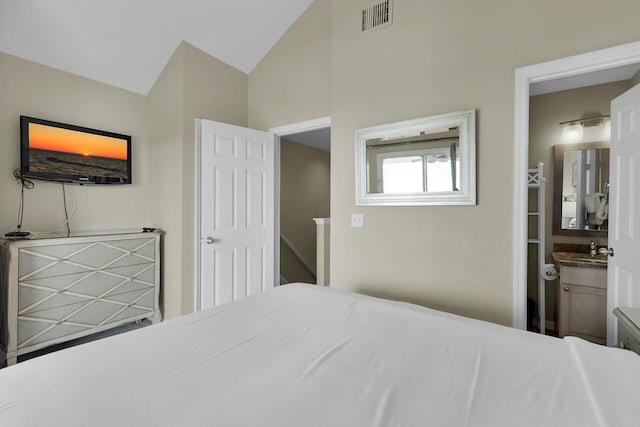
[180,43,248,314]
[528,81,630,327]
[248,0,331,130]
[331,1,640,325]
[0,51,234,328]
[5,0,640,326]
[281,240,316,284]
[0,52,150,236]
[147,42,248,318]
[249,0,640,325]
[1,42,248,321]
[280,139,330,282]
[147,46,185,319]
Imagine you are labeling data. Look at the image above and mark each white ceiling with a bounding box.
[4,1,636,101]
[0,0,314,95]
[530,62,640,96]
[285,127,331,152]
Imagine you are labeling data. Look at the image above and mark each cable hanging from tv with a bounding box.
[7,167,34,238]
[7,168,77,238]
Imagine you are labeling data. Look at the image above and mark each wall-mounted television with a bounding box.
[20,116,132,185]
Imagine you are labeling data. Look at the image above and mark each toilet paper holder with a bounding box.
[541,263,558,281]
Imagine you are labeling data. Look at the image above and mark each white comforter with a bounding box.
[0,284,639,426]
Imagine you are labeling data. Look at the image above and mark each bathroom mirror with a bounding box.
[552,142,609,237]
[355,109,476,206]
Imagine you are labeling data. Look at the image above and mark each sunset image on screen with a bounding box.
[28,122,129,181]
[29,123,127,160]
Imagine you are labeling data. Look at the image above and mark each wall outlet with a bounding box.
[351,213,364,228]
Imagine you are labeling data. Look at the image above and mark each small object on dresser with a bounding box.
[4,231,30,239]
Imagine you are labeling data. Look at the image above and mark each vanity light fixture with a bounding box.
[559,114,610,143]
[604,119,612,139]
[561,122,584,143]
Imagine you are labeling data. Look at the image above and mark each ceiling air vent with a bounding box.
[361,0,392,32]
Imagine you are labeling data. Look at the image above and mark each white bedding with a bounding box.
[0,284,639,426]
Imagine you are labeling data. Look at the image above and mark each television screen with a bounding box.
[20,116,132,185]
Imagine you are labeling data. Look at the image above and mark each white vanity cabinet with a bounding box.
[557,264,607,345]
[0,231,161,365]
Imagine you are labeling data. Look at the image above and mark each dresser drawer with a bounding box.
[18,262,155,313]
[18,287,156,349]
[18,238,156,281]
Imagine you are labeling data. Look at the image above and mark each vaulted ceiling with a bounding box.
[0,0,314,95]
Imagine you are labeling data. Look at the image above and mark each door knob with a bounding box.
[598,247,614,257]
[204,236,216,245]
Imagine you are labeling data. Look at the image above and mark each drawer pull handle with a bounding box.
[564,287,570,292]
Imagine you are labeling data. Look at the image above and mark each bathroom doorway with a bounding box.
[527,80,633,341]
[513,41,640,346]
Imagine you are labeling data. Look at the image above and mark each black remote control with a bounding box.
[4,231,31,238]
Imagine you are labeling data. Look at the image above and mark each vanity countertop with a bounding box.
[552,251,608,269]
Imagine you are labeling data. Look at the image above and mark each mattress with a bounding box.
[0,283,639,426]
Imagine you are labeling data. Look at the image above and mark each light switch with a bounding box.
[351,214,364,228]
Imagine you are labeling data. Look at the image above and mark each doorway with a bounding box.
[527,81,632,341]
[269,117,331,286]
[513,41,640,344]
[195,117,330,311]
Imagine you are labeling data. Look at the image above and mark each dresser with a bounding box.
[0,231,161,365]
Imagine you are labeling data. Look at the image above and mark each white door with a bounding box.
[197,119,276,310]
[607,84,640,346]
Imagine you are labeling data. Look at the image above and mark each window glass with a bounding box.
[425,156,461,192]
[382,156,423,193]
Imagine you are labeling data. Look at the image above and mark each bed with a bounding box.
[0,283,639,426]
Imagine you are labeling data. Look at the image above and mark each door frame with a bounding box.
[513,41,640,331]
[268,116,332,286]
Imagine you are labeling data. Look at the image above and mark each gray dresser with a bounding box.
[0,231,161,365]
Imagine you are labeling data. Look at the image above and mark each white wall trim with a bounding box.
[513,40,640,330]
[280,232,317,277]
[194,119,204,311]
[269,116,332,136]
[313,217,331,225]
[269,117,332,287]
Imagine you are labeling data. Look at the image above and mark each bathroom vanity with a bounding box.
[552,252,607,345]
